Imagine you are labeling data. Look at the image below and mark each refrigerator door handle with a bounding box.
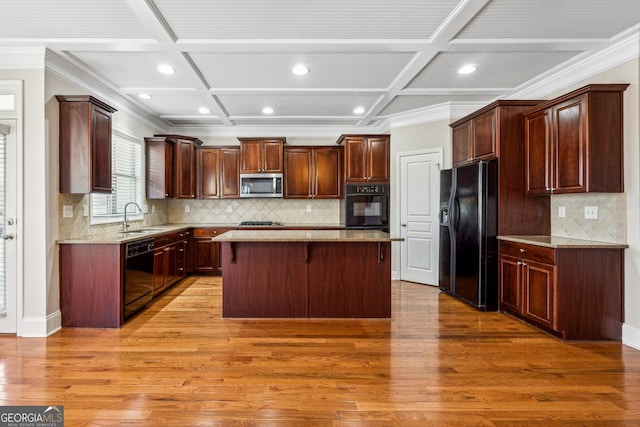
[452,197,460,228]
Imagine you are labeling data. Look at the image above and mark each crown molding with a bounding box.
[508,25,640,100]
[382,101,487,129]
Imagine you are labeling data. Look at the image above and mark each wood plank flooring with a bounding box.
[1,276,639,426]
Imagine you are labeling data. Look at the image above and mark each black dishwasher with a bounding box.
[124,238,155,319]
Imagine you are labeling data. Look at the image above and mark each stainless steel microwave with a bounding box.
[240,173,283,198]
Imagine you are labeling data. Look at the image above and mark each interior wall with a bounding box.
[388,120,452,279]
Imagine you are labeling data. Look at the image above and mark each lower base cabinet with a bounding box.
[153,230,190,295]
[499,240,623,340]
[193,228,230,274]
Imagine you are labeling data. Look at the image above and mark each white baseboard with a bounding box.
[622,323,640,350]
[20,311,62,337]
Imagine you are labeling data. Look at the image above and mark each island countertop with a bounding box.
[213,229,402,243]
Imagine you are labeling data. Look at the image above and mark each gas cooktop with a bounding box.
[238,221,283,226]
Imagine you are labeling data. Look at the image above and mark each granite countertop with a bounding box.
[213,229,403,243]
[57,223,346,244]
[498,235,629,249]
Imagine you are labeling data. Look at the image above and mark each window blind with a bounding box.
[91,131,143,221]
[0,131,6,315]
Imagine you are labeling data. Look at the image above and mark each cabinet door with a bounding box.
[525,109,552,195]
[193,237,216,274]
[367,136,390,182]
[553,96,587,193]
[220,148,240,198]
[164,143,175,197]
[523,260,557,330]
[196,148,220,199]
[153,249,166,292]
[175,139,195,198]
[284,148,312,198]
[262,140,284,173]
[452,122,471,166]
[472,110,496,160]
[343,136,367,182]
[499,255,522,313]
[314,147,343,198]
[240,140,262,173]
[165,244,178,286]
[91,106,113,193]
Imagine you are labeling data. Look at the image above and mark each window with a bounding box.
[91,131,143,224]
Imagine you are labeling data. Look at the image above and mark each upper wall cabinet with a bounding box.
[451,108,497,167]
[238,138,285,173]
[337,135,390,183]
[145,135,202,199]
[196,147,240,199]
[284,146,343,199]
[56,95,117,194]
[523,84,629,195]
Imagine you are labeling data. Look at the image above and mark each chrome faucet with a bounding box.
[123,202,142,232]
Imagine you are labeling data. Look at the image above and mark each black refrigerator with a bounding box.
[439,160,498,311]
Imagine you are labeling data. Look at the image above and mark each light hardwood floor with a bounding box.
[2,276,639,426]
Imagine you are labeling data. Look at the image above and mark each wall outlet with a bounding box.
[142,204,149,214]
[227,205,233,213]
[306,205,312,213]
[151,205,156,213]
[184,205,190,213]
[558,206,566,218]
[83,205,89,217]
[584,206,598,219]
[63,205,73,218]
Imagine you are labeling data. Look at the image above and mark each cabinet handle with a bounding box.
[519,248,525,253]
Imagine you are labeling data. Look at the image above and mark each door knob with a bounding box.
[2,234,14,240]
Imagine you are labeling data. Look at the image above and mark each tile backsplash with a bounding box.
[168,198,341,225]
[58,194,341,240]
[550,193,626,243]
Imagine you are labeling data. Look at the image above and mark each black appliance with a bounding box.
[439,160,498,310]
[124,238,155,319]
[345,183,390,232]
[239,221,283,226]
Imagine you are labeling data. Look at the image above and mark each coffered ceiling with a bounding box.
[2,0,639,137]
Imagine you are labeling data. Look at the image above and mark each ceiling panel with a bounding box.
[379,94,496,116]
[66,52,195,89]
[218,94,381,117]
[407,51,581,89]
[231,118,362,126]
[136,94,216,116]
[190,52,416,89]
[154,0,460,40]
[456,0,640,39]
[0,0,149,39]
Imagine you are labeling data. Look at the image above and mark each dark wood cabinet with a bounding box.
[499,240,624,340]
[196,147,240,199]
[193,228,231,274]
[338,135,390,183]
[145,135,202,199]
[284,146,343,198]
[153,231,189,295]
[450,101,549,235]
[451,109,496,166]
[56,95,117,194]
[524,84,628,195]
[238,138,285,173]
[145,137,175,198]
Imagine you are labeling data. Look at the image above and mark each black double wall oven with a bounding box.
[345,183,390,232]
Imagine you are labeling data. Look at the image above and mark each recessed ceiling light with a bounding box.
[157,64,175,75]
[137,93,152,100]
[198,107,210,114]
[292,64,310,75]
[353,106,366,115]
[262,106,274,115]
[458,64,477,75]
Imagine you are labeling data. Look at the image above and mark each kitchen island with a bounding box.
[213,229,401,318]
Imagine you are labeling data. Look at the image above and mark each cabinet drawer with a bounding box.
[499,241,555,265]
[193,228,234,237]
[155,231,180,247]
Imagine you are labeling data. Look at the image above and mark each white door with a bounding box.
[0,120,17,333]
[399,150,441,285]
